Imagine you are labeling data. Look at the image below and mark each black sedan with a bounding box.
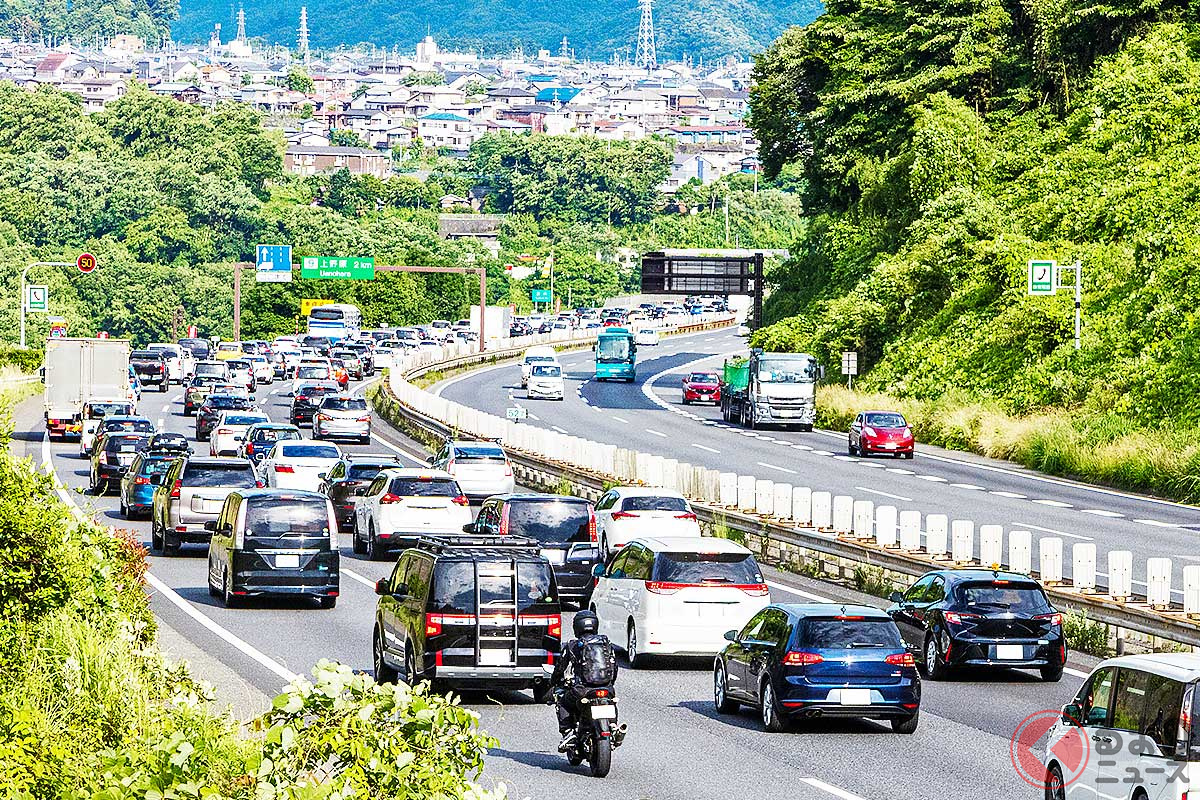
[290,382,341,426]
[887,568,1065,682]
[90,432,151,494]
[318,455,403,532]
[196,394,256,442]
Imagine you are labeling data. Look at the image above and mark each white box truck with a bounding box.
[44,337,131,440]
[469,305,512,344]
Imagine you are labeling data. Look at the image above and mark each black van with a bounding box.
[206,489,339,608]
[373,534,561,698]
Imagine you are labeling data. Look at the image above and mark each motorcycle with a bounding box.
[542,665,627,777]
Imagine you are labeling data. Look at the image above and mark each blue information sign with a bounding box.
[256,244,293,283]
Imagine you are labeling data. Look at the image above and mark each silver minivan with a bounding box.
[151,456,260,554]
[1042,653,1200,799]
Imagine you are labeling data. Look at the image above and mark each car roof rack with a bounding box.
[415,533,542,554]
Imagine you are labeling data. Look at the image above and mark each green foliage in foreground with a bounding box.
[0,443,503,799]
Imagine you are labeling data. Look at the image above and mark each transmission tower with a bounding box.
[235,5,246,42]
[297,6,310,61]
[635,0,657,71]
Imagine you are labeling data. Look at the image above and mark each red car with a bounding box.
[849,411,914,458]
[682,371,722,405]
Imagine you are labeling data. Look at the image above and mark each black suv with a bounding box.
[372,534,561,697]
[887,568,1066,681]
[196,394,255,441]
[291,382,341,426]
[318,455,403,532]
[466,493,600,608]
[130,350,169,392]
[89,432,151,494]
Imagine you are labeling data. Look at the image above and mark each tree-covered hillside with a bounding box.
[0,0,177,42]
[174,0,823,61]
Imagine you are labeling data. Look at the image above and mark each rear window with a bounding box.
[131,351,162,361]
[279,444,340,459]
[800,618,903,649]
[430,560,556,615]
[348,463,397,480]
[388,477,461,497]
[243,497,330,546]
[298,387,338,398]
[321,398,368,411]
[209,396,251,409]
[227,360,250,370]
[106,436,150,453]
[620,495,689,513]
[452,445,506,461]
[104,419,154,434]
[87,403,131,418]
[956,582,1051,613]
[251,428,299,443]
[138,457,175,475]
[182,462,257,488]
[225,415,267,426]
[298,366,329,378]
[507,500,590,543]
[651,552,762,584]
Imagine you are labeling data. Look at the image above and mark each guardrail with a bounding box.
[372,322,1200,653]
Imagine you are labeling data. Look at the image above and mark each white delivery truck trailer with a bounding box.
[44,337,131,440]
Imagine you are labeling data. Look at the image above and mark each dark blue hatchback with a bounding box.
[714,603,921,733]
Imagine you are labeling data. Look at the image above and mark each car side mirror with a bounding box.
[353,487,368,496]
[591,563,605,578]
[889,591,904,603]
[374,578,390,596]
[426,456,436,465]
[203,520,217,531]
[318,472,327,480]
[1061,703,1082,725]
[462,522,477,533]
[724,630,738,642]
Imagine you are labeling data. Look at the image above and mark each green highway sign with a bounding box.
[531,289,552,303]
[26,285,47,313]
[300,256,375,280]
[1028,260,1056,296]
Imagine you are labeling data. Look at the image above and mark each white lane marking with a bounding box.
[692,443,720,453]
[917,475,947,482]
[800,776,867,800]
[1080,509,1124,518]
[990,491,1027,499]
[856,487,913,502]
[1014,522,1093,541]
[1032,499,1073,508]
[833,455,859,462]
[766,581,831,602]
[341,567,376,588]
[551,425,568,434]
[170,394,182,403]
[885,468,915,475]
[810,450,834,456]
[792,444,813,451]
[612,416,630,424]
[1064,667,1090,679]
[527,413,540,421]
[371,436,428,465]
[157,417,165,430]
[756,461,797,475]
[1136,519,1180,528]
[645,428,668,438]
[950,483,985,491]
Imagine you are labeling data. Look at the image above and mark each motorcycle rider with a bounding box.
[548,610,618,752]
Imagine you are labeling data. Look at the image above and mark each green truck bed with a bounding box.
[722,357,749,392]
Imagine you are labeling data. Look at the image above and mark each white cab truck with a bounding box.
[44,337,131,440]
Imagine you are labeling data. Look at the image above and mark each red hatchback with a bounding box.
[682,371,722,405]
[849,411,914,458]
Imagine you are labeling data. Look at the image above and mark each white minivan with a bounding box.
[1042,653,1200,799]
[520,345,559,388]
[527,362,565,400]
[590,536,769,666]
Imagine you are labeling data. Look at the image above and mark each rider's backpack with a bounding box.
[574,634,618,687]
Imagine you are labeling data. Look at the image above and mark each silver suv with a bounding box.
[151,456,259,555]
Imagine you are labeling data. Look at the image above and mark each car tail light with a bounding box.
[255,480,265,488]
[275,465,295,473]
[315,414,329,422]
[217,428,231,435]
[504,460,513,477]
[134,476,151,485]
[99,453,109,465]
[1037,612,1064,626]
[588,510,597,542]
[425,613,442,637]
[451,495,469,506]
[246,443,254,454]
[379,493,402,504]
[885,653,916,667]
[357,416,371,423]
[943,611,979,625]
[645,581,685,594]
[447,458,456,471]
[520,613,561,638]
[611,511,637,520]
[170,478,181,498]
[499,503,510,536]
[835,615,865,620]
[296,395,308,402]
[782,651,824,666]
[737,583,769,596]
[675,512,697,520]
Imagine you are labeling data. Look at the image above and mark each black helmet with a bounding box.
[573,611,599,638]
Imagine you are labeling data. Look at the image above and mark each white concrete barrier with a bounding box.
[979,525,1003,568]
[875,505,898,548]
[636,452,652,485]
[832,495,854,534]
[1040,538,1064,584]
[719,473,738,507]
[737,475,756,511]
[1109,551,1133,601]
[1185,565,1200,617]
[1148,558,1172,609]
[792,487,812,526]
[811,491,832,529]
[1009,531,1032,575]
[755,479,775,516]
[951,519,974,564]
[852,499,874,539]
[926,514,948,559]
[898,510,921,552]
[647,455,665,488]
[773,484,794,520]
[661,458,679,491]
[1072,543,1097,593]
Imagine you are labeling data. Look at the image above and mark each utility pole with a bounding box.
[723,193,730,245]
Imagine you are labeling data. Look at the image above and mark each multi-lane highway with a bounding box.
[439,327,1200,596]
[7,331,1135,800]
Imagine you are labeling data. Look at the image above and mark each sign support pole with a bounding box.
[19,261,73,349]
[1054,260,1083,351]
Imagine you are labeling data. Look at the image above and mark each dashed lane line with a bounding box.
[341,568,376,589]
[950,483,985,491]
[756,461,797,475]
[1136,519,1180,528]
[855,487,913,502]
[1032,499,1072,508]
[1080,509,1125,518]
[551,425,568,434]
[645,428,668,438]
[692,443,720,453]
[1014,522,1094,542]
[990,491,1027,499]
[612,416,630,424]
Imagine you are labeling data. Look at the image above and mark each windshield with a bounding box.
[525,355,555,365]
[103,419,154,433]
[757,357,818,383]
[86,403,133,418]
[298,367,329,378]
[652,552,762,584]
[865,413,907,428]
[309,309,345,321]
[106,436,150,454]
[531,365,561,378]
[251,428,300,443]
[182,463,257,488]
[688,372,720,383]
[137,457,175,476]
[957,582,1051,612]
[507,500,591,543]
[597,337,632,363]
[279,444,340,459]
[800,618,902,649]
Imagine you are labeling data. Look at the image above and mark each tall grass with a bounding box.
[819,385,1200,502]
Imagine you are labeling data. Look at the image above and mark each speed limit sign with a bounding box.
[77,252,97,273]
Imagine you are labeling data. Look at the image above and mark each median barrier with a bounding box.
[1185,567,1200,616]
[661,458,679,492]
[811,491,832,529]
[951,520,973,565]
[755,479,774,516]
[898,510,921,552]
[736,475,755,511]
[832,495,854,534]
[1009,530,1032,574]
[1040,538,1064,584]
[979,524,1003,568]
[927,515,948,559]
[875,506,898,549]
[792,487,812,526]
[773,484,794,521]
[1074,544,1097,593]
[1110,551,1133,601]
[1148,558,1172,609]
[719,473,737,506]
[852,499,873,539]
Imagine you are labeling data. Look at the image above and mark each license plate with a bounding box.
[479,648,512,666]
[996,644,1024,660]
[590,704,617,720]
[840,689,871,705]
[540,548,566,565]
[882,442,897,449]
[275,554,300,568]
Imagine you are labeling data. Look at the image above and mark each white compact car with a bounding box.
[1042,653,1200,798]
[429,439,515,501]
[291,363,333,396]
[225,359,255,394]
[520,346,559,388]
[594,487,702,555]
[526,362,565,400]
[634,327,659,347]
[209,410,269,457]
[353,468,472,559]
[591,536,769,666]
[244,354,274,384]
[260,440,342,492]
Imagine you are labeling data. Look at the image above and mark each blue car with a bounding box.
[713,603,921,733]
[119,452,178,519]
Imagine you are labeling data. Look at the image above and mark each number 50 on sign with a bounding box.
[1028,260,1056,295]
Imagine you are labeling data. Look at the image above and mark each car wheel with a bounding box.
[760,677,788,732]
[120,498,128,517]
[373,628,398,684]
[904,451,914,459]
[682,397,690,405]
[891,711,919,734]
[163,527,181,556]
[714,662,739,714]
[352,526,366,554]
[923,635,948,680]
[627,621,648,668]
[403,648,418,686]
[222,569,237,607]
[1040,662,1065,682]
[366,522,382,561]
[317,595,336,609]
[151,519,163,552]
[1044,764,1066,800]
[847,441,857,456]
